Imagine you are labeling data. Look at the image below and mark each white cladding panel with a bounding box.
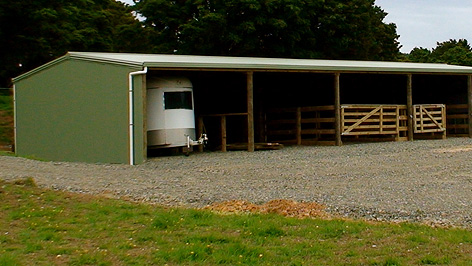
[165,109,195,129]
[146,88,164,130]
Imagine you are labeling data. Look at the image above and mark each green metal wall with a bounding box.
[15,58,145,164]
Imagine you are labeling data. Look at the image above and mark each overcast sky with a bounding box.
[376,0,472,53]
[118,0,472,54]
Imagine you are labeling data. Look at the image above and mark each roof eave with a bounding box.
[143,62,472,75]
[13,52,144,83]
[68,52,143,68]
[12,54,69,83]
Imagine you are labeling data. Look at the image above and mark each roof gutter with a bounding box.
[128,67,147,165]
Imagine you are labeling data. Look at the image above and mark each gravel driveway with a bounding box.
[2,138,472,228]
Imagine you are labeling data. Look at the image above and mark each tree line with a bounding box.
[1,0,471,88]
[404,39,472,66]
[135,0,400,60]
[0,0,149,87]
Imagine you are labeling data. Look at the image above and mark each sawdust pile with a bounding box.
[205,199,329,219]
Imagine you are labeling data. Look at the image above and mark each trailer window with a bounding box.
[164,91,193,110]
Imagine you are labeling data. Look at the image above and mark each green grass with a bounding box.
[0,94,13,145]
[0,151,13,156]
[0,94,12,111]
[1,178,472,265]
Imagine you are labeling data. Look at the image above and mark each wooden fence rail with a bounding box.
[198,113,248,152]
[265,103,453,147]
[446,104,469,137]
[266,106,336,145]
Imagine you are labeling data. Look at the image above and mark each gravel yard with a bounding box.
[2,138,472,228]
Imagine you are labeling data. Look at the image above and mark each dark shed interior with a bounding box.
[147,69,471,155]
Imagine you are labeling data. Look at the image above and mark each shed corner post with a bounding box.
[334,72,342,146]
[247,71,255,152]
[12,84,17,154]
[468,75,472,138]
[407,74,414,141]
[129,67,148,165]
[142,74,147,162]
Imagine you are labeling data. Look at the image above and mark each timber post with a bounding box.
[197,117,204,152]
[334,73,342,146]
[468,75,472,138]
[247,71,255,152]
[220,116,227,152]
[296,107,302,145]
[407,74,414,141]
[255,85,265,143]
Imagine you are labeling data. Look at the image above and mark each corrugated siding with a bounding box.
[15,58,142,164]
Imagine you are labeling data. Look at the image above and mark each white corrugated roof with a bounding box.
[68,51,472,74]
[13,51,472,82]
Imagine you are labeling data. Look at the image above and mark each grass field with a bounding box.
[0,93,13,146]
[1,178,472,265]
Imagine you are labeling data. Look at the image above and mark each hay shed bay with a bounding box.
[12,52,472,164]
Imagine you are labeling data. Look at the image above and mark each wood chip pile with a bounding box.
[205,199,329,219]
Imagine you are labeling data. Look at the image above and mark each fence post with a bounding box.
[442,104,447,139]
[221,116,227,152]
[395,106,400,140]
[379,106,384,134]
[197,117,204,152]
[296,107,302,145]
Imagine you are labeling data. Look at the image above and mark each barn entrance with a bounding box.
[144,69,472,157]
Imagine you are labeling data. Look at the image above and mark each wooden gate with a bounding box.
[413,104,446,137]
[341,105,408,140]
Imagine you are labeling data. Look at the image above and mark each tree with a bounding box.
[134,0,400,60]
[315,0,400,60]
[430,39,472,66]
[0,0,148,87]
[407,47,431,63]
[406,39,472,66]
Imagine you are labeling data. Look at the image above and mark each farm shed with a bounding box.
[12,52,472,164]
